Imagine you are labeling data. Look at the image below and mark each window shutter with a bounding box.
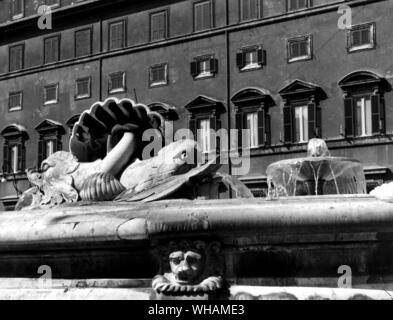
[21,143,26,172]
[203,1,211,29]
[283,106,294,143]
[209,116,217,153]
[17,143,23,172]
[190,61,198,77]
[189,118,197,139]
[38,139,44,165]
[344,97,355,137]
[57,137,63,152]
[236,52,244,69]
[371,94,383,134]
[3,143,9,173]
[236,112,243,151]
[210,58,218,74]
[316,106,322,138]
[265,113,271,145]
[257,109,265,146]
[257,48,266,66]
[308,103,317,139]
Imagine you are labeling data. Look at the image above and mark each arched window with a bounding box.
[148,103,178,145]
[339,71,390,137]
[66,114,81,135]
[231,88,275,150]
[35,119,65,166]
[279,80,326,144]
[1,124,28,174]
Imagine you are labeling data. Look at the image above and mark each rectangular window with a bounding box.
[348,23,375,53]
[287,0,309,12]
[8,92,23,111]
[354,96,372,137]
[191,55,218,79]
[75,78,91,99]
[109,72,126,94]
[237,46,265,71]
[44,36,60,64]
[150,10,168,41]
[11,0,24,20]
[109,20,126,50]
[149,64,168,87]
[9,44,24,72]
[240,0,262,21]
[44,84,59,105]
[75,28,92,57]
[245,112,259,148]
[198,118,211,154]
[287,35,312,63]
[294,105,309,143]
[194,0,213,32]
[44,0,60,8]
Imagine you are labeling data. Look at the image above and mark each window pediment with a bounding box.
[66,115,81,130]
[184,95,226,116]
[148,103,179,121]
[279,80,326,101]
[35,119,65,135]
[231,88,275,107]
[1,124,28,140]
[338,71,389,92]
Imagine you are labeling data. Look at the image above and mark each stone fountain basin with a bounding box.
[266,157,363,182]
[0,195,393,299]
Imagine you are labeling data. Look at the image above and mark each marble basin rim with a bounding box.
[0,195,392,250]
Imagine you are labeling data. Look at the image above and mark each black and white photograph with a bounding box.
[0,0,393,306]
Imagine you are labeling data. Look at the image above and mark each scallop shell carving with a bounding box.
[80,173,126,202]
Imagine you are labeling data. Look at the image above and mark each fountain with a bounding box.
[0,99,393,300]
[267,139,367,197]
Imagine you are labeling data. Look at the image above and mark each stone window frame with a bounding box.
[1,125,28,176]
[35,120,65,166]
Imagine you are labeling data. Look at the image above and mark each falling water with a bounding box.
[266,139,367,198]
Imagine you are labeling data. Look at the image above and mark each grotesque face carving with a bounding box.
[169,250,205,285]
[152,240,224,296]
[26,151,80,206]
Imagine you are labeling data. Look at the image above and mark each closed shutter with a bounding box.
[189,118,197,139]
[241,0,250,21]
[344,97,355,137]
[190,61,198,77]
[210,58,218,74]
[236,112,243,151]
[195,1,211,31]
[308,103,317,139]
[45,37,59,63]
[265,113,271,145]
[283,106,294,143]
[257,109,265,146]
[21,143,26,172]
[17,143,23,172]
[110,22,125,49]
[257,48,266,66]
[75,29,91,57]
[236,52,244,69]
[151,12,166,41]
[371,94,383,134]
[57,136,63,152]
[316,106,322,138]
[38,139,44,166]
[3,144,9,173]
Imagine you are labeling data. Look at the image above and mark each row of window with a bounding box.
[9,0,312,24]
[7,19,376,76]
[1,71,387,173]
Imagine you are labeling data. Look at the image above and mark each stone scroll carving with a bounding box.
[152,240,225,296]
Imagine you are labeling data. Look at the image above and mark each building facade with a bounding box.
[0,0,392,210]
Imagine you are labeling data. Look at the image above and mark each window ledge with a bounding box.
[8,107,22,112]
[150,81,168,88]
[241,64,262,72]
[348,44,375,53]
[11,14,24,21]
[109,89,126,94]
[288,55,312,63]
[75,95,91,100]
[44,100,58,106]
